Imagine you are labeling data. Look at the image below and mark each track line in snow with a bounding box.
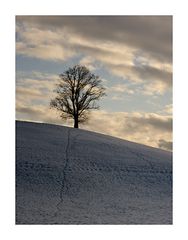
[55,128,71,214]
[55,130,84,216]
[59,128,71,201]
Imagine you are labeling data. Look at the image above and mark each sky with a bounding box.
[16,16,172,151]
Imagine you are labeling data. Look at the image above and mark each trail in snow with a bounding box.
[59,128,71,201]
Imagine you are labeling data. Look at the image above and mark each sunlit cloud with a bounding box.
[108,84,135,94]
[84,111,172,150]
[79,56,96,71]
[16,71,59,108]
[16,26,75,61]
[16,103,64,125]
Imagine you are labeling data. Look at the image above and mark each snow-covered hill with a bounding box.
[16,121,172,224]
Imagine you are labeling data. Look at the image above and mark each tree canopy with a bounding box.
[50,65,106,128]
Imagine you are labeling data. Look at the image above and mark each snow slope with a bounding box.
[16,121,172,224]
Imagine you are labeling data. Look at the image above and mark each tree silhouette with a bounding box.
[50,65,106,128]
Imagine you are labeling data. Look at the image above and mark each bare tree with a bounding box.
[50,65,106,128]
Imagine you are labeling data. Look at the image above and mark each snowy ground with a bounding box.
[16,121,172,224]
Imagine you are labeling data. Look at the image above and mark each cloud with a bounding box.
[16,16,172,95]
[108,64,172,95]
[111,95,125,101]
[17,42,73,61]
[163,104,173,115]
[16,87,42,97]
[16,103,65,125]
[16,16,172,63]
[158,139,173,151]
[128,113,172,132]
[109,84,134,94]
[135,65,172,87]
[142,81,169,95]
[16,26,74,61]
[16,71,59,106]
[81,111,172,151]
[79,56,96,71]
[157,104,172,116]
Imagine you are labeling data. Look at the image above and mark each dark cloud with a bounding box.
[158,139,172,151]
[16,105,40,116]
[127,114,172,132]
[108,63,172,88]
[16,16,172,63]
[134,65,172,87]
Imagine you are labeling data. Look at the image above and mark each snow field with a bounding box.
[16,121,172,224]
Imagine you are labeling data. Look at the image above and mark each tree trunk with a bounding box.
[74,117,79,128]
